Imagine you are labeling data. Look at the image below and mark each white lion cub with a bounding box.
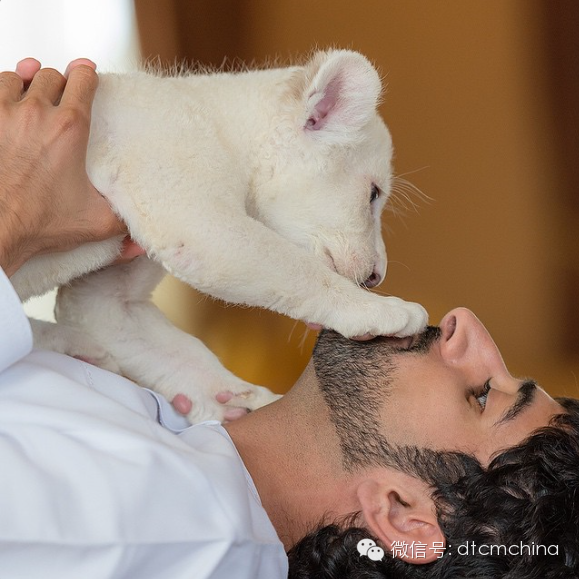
[11,49,427,422]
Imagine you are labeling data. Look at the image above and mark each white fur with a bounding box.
[11,50,427,422]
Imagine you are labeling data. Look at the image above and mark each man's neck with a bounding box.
[225,371,360,550]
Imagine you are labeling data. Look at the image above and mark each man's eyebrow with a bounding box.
[494,380,537,427]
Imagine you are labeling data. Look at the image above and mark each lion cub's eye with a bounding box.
[370,183,381,203]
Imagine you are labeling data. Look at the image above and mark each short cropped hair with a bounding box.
[287,398,579,578]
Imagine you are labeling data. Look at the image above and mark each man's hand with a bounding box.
[172,393,251,423]
[0,58,138,277]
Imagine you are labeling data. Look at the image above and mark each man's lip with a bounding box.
[367,335,415,349]
[395,335,414,349]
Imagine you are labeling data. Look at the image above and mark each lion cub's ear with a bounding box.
[300,50,383,144]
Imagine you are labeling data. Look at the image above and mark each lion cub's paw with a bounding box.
[382,297,428,337]
[332,294,428,339]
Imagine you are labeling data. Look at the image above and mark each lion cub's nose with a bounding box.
[363,268,383,288]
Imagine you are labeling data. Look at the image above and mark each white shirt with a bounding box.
[0,268,288,579]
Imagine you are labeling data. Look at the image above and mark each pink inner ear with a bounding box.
[306,76,343,131]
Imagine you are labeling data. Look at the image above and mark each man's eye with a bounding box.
[370,183,380,203]
[475,380,491,410]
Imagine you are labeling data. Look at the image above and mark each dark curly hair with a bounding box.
[288,397,579,578]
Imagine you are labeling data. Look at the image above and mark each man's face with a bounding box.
[379,308,564,463]
[314,308,564,465]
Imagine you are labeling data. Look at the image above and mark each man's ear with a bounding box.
[356,475,445,565]
[300,50,382,144]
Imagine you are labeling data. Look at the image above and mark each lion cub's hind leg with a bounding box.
[55,257,281,423]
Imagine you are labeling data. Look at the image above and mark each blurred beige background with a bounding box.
[134,0,579,397]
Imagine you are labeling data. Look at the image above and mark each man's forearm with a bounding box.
[0,247,12,277]
[0,204,25,277]
[0,190,38,277]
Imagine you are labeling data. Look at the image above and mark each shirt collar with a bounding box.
[0,267,32,372]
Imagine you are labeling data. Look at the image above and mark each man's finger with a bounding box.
[64,58,96,78]
[172,394,193,416]
[25,68,67,105]
[15,58,41,88]
[60,62,98,110]
[89,191,128,239]
[0,71,24,102]
[113,238,147,265]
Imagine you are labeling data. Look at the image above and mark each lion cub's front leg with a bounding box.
[55,258,281,424]
[152,210,428,340]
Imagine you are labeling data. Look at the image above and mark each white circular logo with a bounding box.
[367,546,385,561]
[356,538,376,556]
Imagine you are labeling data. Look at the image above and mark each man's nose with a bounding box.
[439,308,519,394]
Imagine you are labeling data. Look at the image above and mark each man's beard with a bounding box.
[312,325,441,471]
